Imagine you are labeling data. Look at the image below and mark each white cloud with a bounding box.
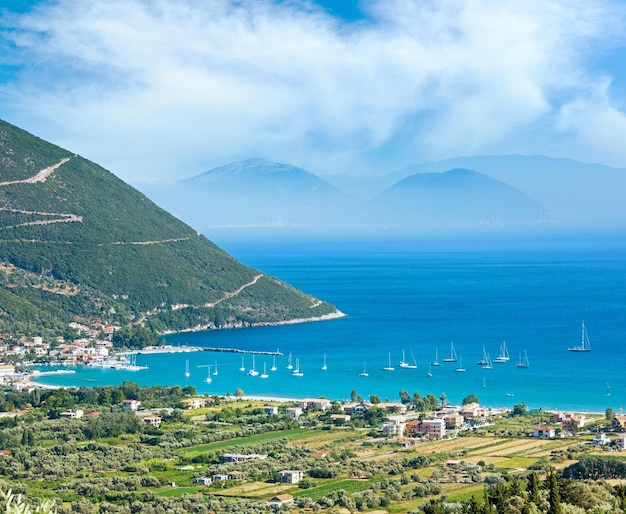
[1,0,625,181]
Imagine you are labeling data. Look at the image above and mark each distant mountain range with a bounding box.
[0,120,340,340]
[141,158,556,232]
[329,155,626,228]
[368,168,548,227]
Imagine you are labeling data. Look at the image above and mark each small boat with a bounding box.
[477,346,489,366]
[432,348,440,366]
[321,353,327,371]
[286,351,293,370]
[454,355,465,372]
[248,355,259,376]
[260,362,269,379]
[427,364,432,377]
[359,362,369,377]
[607,383,611,396]
[382,352,395,371]
[506,393,515,397]
[183,359,190,378]
[213,361,218,376]
[270,355,277,372]
[399,349,409,368]
[568,321,591,352]
[481,351,492,370]
[516,350,529,368]
[204,365,212,383]
[443,342,457,363]
[292,358,303,377]
[493,341,510,363]
[405,350,418,369]
[239,356,245,372]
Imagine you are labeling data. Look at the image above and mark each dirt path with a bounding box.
[0,157,70,186]
[204,274,264,307]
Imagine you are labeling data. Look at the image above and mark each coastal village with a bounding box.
[3,326,626,512]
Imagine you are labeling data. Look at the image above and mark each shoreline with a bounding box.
[157,309,346,336]
[124,345,283,356]
[20,379,607,417]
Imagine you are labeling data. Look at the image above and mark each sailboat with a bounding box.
[270,355,277,372]
[427,364,432,377]
[239,356,246,372]
[568,321,591,352]
[454,355,466,372]
[321,353,327,371]
[607,383,611,396]
[292,358,303,377]
[286,351,293,370]
[399,350,417,369]
[204,365,212,383]
[399,349,409,368]
[359,362,369,377]
[248,355,259,376]
[432,348,440,366]
[382,352,395,371]
[477,346,489,366]
[493,341,510,363]
[516,350,529,368]
[443,342,457,363]
[213,361,218,376]
[183,359,190,377]
[260,362,269,379]
[481,349,492,370]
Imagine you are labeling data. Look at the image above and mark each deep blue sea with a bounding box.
[37,234,626,413]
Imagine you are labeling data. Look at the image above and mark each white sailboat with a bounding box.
[270,355,277,372]
[183,359,190,377]
[292,358,303,377]
[286,351,293,370]
[239,356,246,372]
[477,346,489,366]
[481,349,492,370]
[405,350,418,369]
[213,361,218,376]
[516,350,529,368]
[260,362,269,379]
[432,348,440,366]
[493,341,510,363]
[248,355,259,376]
[382,352,395,371]
[568,321,591,352]
[204,365,212,383]
[427,364,432,377]
[321,353,327,371]
[399,350,417,369]
[443,342,457,363]
[359,362,369,377]
[454,355,466,372]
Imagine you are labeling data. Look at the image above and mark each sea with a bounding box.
[36,232,626,413]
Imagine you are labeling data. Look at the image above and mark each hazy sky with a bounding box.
[1,0,625,184]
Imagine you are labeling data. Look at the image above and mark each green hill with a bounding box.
[0,119,341,342]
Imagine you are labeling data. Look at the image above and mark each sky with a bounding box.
[1,0,626,184]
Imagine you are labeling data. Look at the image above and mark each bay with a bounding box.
[37,235,626,413]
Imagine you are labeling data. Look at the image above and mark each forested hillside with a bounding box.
[0,120,339,341]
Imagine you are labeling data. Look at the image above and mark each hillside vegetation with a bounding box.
[0,119,339,341]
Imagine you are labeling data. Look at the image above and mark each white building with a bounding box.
[280,470,304,484]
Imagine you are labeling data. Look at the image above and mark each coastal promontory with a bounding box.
[0,119,342,341]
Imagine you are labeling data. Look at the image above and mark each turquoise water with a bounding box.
[37,236,626,412]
